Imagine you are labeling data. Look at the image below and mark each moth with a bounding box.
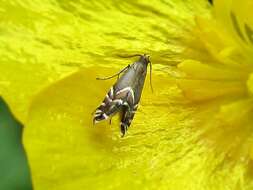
[93,54,152,136]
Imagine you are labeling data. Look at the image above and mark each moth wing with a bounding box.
[93,87,123,123]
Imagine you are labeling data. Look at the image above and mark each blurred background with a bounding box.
[0,97,33,190]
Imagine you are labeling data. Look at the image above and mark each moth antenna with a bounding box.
[96,65,130,80]
[149,61,154,93]
[116,54,143,58]
[96,74,119,80]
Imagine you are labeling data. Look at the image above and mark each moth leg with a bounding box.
[96,65,130,80]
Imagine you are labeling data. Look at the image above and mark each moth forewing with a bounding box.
[93,54,151,136]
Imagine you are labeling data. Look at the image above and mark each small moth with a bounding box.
[93,54,152,136]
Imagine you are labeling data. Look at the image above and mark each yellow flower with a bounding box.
[1,0,253,189]
[178,0,253,162]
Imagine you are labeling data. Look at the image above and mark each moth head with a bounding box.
[142,54,153,92]
[140,54,151,65]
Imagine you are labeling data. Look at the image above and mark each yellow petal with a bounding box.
[177,60,248,102]
[247,73,253,95]
[23,67,182,189]
[24,67,247,190]
[0,0,210,122]
[218,98,253,126]
[177,78,246,102]
[178,60,248,80]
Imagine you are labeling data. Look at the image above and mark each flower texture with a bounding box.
[1,0,253,190]
[178,0,253,162]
